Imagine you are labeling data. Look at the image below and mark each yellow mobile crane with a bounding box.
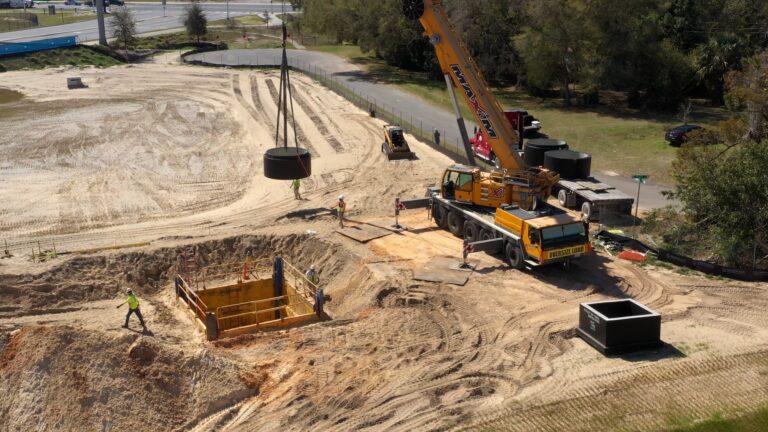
[404,0,559,209]
[403,0,591,269]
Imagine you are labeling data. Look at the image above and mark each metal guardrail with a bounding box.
[175,275,208,322]
[216,293,312,330]
[194,257,272,290]
[282,259,318,299]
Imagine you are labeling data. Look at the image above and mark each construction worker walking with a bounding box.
[336,195,346,228]
[290,179,302,200]
[305,264,320,285]
[117,288,147,331]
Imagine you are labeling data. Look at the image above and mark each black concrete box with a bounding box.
[577,299,661,355]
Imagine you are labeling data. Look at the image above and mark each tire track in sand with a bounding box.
[263,78,317,156]
[290,87,346,153]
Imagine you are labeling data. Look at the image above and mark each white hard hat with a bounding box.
[126,288,133,294]
[310,264,315,270]
[338,195,344,200]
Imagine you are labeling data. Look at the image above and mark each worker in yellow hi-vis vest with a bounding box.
[336,195,346,228]
[117,288,147,331]
[290,178,302,200]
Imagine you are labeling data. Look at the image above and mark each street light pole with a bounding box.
[226,0,230,21]
[631,175,648,239]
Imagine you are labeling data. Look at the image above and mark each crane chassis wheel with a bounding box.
[463,222,478,243]
[433,204,448,228]
[505,242,525,270]
[447,210,464,237]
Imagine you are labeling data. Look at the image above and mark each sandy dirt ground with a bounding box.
[1,64,768,432]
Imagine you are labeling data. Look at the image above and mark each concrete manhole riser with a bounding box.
[577,299,662,355]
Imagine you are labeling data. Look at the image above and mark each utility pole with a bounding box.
[631,175,648,239]
[96,0,107,46]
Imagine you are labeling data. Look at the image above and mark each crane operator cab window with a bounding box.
[443,170,474,202]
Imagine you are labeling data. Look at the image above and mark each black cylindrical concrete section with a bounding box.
[263,147,312,180]
[543,149,591,180]
[524,138,568,167]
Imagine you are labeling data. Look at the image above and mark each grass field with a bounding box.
[230,14,265,26]
[0,45,122,71]
[665,406,768,431]
[309,44,728,184]
[133,27,281,51]
[0,9,97,33]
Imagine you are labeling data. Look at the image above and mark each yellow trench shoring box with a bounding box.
[174,256,319,340]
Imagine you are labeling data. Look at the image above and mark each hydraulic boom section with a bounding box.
[403,0,558,209]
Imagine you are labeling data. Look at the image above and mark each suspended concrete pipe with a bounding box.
[263,22,312,180]
[264,147,312,180]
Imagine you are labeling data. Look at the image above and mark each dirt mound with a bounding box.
[0,326,256,432]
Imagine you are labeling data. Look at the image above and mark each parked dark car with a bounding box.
[85,0,123,6]
[665,124,702,146]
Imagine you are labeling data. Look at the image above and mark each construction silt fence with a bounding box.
[596,231,768,282]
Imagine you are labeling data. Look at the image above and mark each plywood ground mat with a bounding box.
[336,224,393,243]
[413,256,475,285]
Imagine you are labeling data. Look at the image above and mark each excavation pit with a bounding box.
[577,299,661,355]
[175,257,320,340]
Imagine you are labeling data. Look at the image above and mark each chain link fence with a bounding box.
[0,11,38,32]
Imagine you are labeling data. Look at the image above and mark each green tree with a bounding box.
[584,0,693,109]
[517,0,594,104]
[184,4,207,43]
[446,0,522,85]
[111,8,137,49]
[694,33,746,104]
[671,52,768,267]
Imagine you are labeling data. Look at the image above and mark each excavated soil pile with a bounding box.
[0,326,254,431]
[0,234,356,431]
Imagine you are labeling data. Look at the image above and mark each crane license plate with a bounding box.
[547,245,586,260]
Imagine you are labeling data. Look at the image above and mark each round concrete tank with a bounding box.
[524,138,568,167]
[543,150,592,180]
[263,147,312,180]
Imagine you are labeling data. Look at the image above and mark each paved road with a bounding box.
[188,48,675,210]
[0,2,291,43]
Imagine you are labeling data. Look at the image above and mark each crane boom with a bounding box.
[404,0,525,170]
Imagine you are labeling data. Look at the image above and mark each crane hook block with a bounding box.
[263,147,312,180]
